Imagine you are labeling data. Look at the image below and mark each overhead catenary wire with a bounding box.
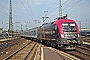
[37,0,74,21]
[27,0,35,19]
[59,0,90,21]
[43,0,72,18]
[64,0,90,19]
[62,0,70,5]
[20,0,34,20]
[73,0,90,8]
[63,0,72,11]
[0,1,9,19]
[47,0,70,17]
[64,0,81,13]
[0,0,19,30]
[0,3,7,15]
[48,7,58,15]
[66,0,90,23]
[0,11,8,19]
[37,0,58,20]
[48,0,89,17]
[48,0,71,14]
[0,0,89,26]
[47,0,58,10]
[0,2,8,19]
[46,0,90,21]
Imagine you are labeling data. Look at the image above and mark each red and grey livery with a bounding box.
[21,18,82,50]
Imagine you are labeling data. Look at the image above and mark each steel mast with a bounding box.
[59,0,62,18]
[8,0,12,36]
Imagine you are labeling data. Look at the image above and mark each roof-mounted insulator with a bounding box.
[55,16,66,20]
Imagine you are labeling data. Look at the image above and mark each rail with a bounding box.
[65,44,90,60]
[4,42,38,60]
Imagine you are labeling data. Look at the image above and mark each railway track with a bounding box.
[78,44,90,52]
[34,43,42,60]
[83,44,90,49]
[0,37,7,40]
[83,40,90,43]
[0,38,32,59]
[0,38,22,52]
[65,44,90,60]
[0,37,90,60]
[4,42,39,60]
[82,37,90,43]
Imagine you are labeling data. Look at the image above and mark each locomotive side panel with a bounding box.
[39,23,59,41]
[37,23,60,46]
[41,23,53,40]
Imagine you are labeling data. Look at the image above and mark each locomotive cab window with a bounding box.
[62,23,69,31]
[62,23,76,32]
[70,23,76,31]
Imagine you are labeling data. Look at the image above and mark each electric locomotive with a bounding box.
[21,17,82,50]
[37,18,82,49]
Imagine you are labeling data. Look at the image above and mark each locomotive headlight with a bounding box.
[61,34,64,38]
[78,34,80,38]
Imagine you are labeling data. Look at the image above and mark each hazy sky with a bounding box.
[0,0,90,31]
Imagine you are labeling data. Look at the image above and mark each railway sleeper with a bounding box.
[76,49,90,56]
[65,51,86,60]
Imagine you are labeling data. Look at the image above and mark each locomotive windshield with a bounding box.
[62,22,76,32]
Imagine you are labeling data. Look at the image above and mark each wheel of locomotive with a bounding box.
[56,38,61,49]
[50,40,57,48]
[41,40,44,44]
[55,33,62,49]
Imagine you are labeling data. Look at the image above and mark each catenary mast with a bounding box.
[59,0,62,18]
[8,0,12,36]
